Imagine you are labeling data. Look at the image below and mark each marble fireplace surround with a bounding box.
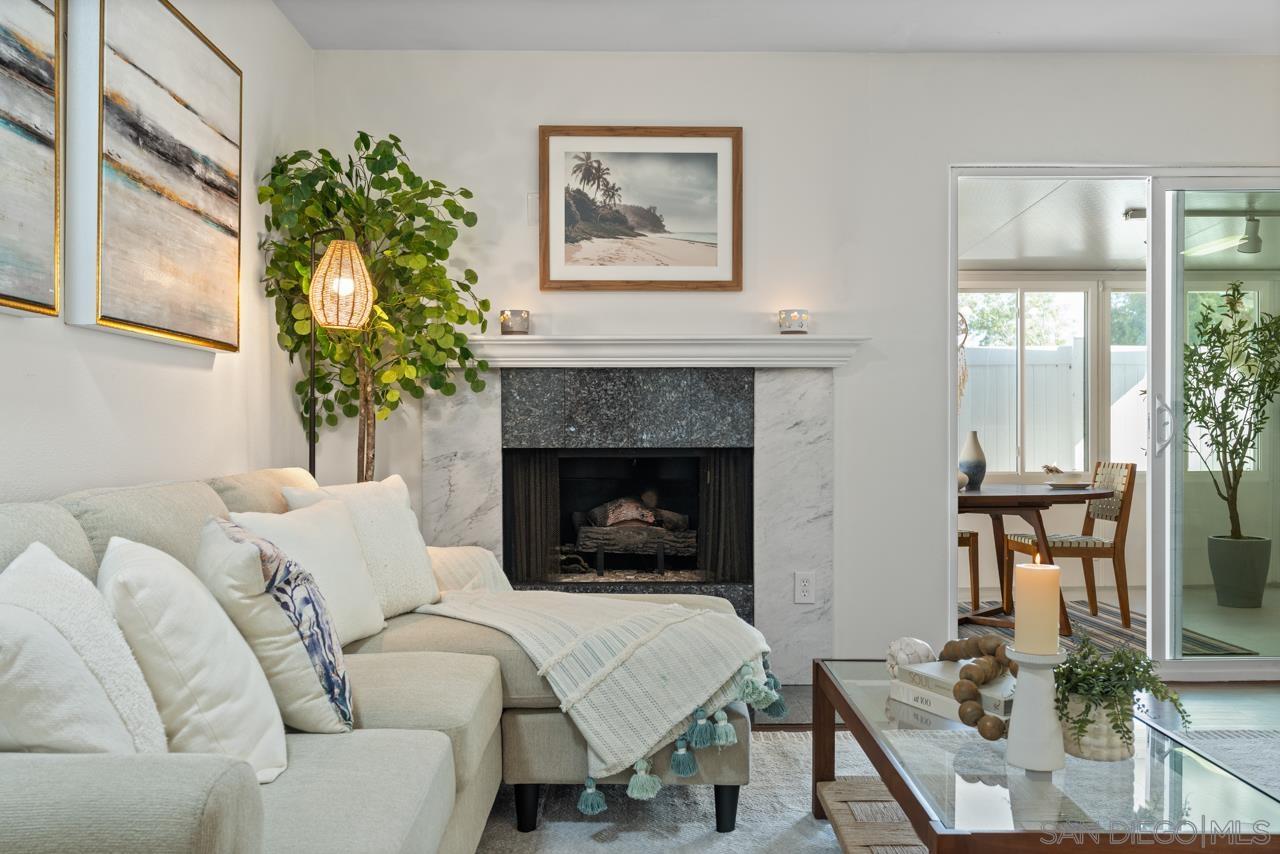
[421,335,864,684]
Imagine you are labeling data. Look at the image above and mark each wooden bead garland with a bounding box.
[938,634,1010,742]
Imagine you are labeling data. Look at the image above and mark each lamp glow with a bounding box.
[310,240,373,330]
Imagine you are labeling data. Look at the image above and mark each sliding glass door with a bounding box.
[1149,175,1280,677]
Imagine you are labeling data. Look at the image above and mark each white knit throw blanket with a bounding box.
[416,590,769,778]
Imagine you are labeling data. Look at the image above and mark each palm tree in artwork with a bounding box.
[571,153,599,194]
[600,181,622,208]
[591,163,611,200]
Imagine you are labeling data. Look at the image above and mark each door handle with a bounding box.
[1153,394,1175,457]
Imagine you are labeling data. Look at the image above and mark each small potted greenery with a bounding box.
[1183,282,1280,607]
[1054,639,1189,761]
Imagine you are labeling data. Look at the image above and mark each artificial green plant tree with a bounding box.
[1182,281,1280,539]
[259,132,489,481]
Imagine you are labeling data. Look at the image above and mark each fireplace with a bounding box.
[502,447,753,583]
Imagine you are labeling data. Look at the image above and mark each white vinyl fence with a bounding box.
[959,343,1147,473]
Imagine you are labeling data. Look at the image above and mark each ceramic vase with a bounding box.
[958,431,986,491]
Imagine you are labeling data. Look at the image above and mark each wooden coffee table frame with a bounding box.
[813,659,1279,853]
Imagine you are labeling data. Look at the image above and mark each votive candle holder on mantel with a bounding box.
[777,308,810,334]
[499,309,530,335]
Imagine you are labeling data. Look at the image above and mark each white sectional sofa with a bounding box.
[0,467,750,853]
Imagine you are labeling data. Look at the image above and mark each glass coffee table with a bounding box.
[814,660,1280,852]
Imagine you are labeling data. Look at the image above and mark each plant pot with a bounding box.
[958,431,987,491]
[1207,536,1272,608]
[1061,696,1134,761]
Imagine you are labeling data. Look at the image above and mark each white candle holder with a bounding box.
[1005,647,1066,774]
[499,309,530,335]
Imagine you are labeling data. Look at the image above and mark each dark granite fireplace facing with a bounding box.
[499,368,755,619]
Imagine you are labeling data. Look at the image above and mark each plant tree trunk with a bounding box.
[355,350,375,483]
[1228,486,1243,539]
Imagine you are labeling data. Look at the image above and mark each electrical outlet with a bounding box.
[794,571,816,604]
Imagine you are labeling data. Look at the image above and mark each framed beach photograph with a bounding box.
[540,126,742,291]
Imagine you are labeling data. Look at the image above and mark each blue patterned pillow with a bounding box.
[196,518,352,733]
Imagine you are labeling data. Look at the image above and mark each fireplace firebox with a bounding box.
[502,447,752,584]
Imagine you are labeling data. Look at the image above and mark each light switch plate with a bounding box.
[794,571,816,604]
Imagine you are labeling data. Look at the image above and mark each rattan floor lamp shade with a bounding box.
[310,239,373,330]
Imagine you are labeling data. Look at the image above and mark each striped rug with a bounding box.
[959,600,1257,656]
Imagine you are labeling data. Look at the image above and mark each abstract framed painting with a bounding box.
[67,0,241,350]
[0,0,60,316]
[539,126,742,291]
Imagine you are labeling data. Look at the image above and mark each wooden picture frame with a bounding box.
[539,125,742,291]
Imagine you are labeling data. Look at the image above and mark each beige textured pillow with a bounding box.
[229,500,385,645]
[0,543,167,754]
[284,475,438,617]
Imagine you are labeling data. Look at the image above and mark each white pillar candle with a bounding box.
[1013,556,1061,655]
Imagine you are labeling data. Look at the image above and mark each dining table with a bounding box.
[957,483,1114,637]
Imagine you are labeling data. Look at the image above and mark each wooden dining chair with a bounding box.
[958,529,980,611]
[1004,461,1138,627]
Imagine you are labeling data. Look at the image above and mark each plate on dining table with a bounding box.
[1044,481,1092,489]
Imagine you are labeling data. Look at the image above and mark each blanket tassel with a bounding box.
[627,759,662,800]
[711,710,738,747]
[577,777,607,815]
[685,707,713,749]
[670,737,698,777]
[735,664,781,709]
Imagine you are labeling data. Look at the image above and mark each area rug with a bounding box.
[477,731,872,852]
[959,600,1257,656]
[1174,729,1280,799]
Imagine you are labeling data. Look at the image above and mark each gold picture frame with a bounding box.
[91,0,243,351]
[0,0,61,316]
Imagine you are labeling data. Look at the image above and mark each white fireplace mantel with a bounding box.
[467,334,869,368]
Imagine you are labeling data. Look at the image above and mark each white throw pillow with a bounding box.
[283,475,439,617]
[427,545,513,594]
[98,537,288,783]
[0,542,166,754]
[229,500,384,645]
[194,518,353,734]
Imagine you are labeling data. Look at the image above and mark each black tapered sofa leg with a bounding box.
[714,784,740,832]
[515,783,542,832]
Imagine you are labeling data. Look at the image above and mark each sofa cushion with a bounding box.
[56,481,228,570]
[346,613,557,708]
[196,519,353,735]
[346,592,743,709]
[345,652,501,790]
[206,468,318,514]
[0,502,96,580]
[501,701,751,786]
[0,543,167,754]
[98,538,287,782]
[263,730,454,854]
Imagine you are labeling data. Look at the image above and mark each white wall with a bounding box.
[0,0,315,502]
[307,51,1280,657]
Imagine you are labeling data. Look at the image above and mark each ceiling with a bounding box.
[274,0,1280,53]
[959,179,1280,272]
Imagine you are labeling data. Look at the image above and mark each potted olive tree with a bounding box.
[1055,639,1189,761]
[1183,282,1280,607]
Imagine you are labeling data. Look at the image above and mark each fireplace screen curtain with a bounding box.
[700,448,753,583]
[504,449,560,583]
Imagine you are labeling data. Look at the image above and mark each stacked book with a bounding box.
[888,659,1013,730]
